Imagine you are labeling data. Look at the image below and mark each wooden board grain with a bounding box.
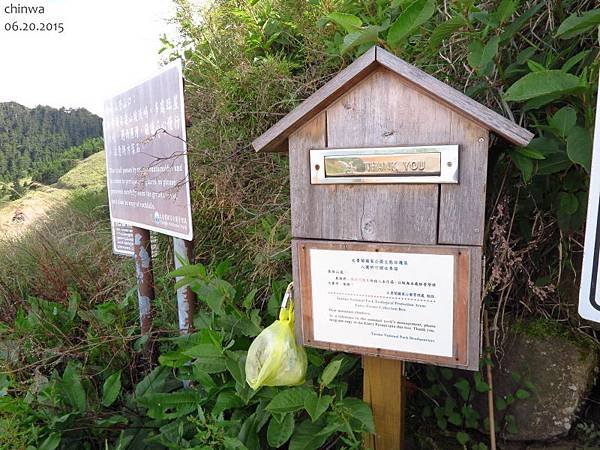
[295,239,476,369]
[363,358,405,449]
[438,118,489,246]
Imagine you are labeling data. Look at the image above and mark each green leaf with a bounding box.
[527,136,562,156]
[495,395,507,411]
[60,362,86,413]
[387,0,436,48]
[567,126,592,172]
[38,433,61,450]
[327,12,362,33]
[289,419,330,450]
[495,0,518,23]
[558,192,579,215]
[429,15,466,49]
[320,359,343,387]
[515,147,546,160]
[456,431,470,445]
[213,390,245,416]
[454,378,471,402]
[102,371,122,407]
[473,372,490,393]
[562,50,591,73]
[511,151,534,182]
[504,71,582,102]
[526,59,546,73]
[448,412,462,426]
[267,413,295,448]
[135,366,169,397]
[304,392,333,422]
[340,397,375,432]
[556,9,600,39]
[267,387,311,414]
[341,26,382,54]
[499,3,544,43]
[536,152,571,175]
[515,389,531,400]
[549,106,577,138]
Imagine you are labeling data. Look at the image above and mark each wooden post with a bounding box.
[132,227,155,335]
[363,357,405,450]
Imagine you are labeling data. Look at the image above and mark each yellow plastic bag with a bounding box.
[245,283,307,390]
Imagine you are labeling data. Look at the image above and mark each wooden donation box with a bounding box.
[253,46,533,371]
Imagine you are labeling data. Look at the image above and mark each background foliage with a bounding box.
[0,0,598,448]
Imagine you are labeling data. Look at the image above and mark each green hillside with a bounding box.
[0,102,103,181]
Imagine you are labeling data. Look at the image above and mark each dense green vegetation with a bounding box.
[0,102,102,181]
[0,0,598,449]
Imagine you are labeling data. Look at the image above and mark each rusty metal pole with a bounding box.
[173,237,196,335]
[132,227,155,335]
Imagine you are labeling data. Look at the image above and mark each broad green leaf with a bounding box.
[267,387,311,414]
[267,413,295,448]
[320,359,342,387]
[102,371,122,407]
[289,419,330,450]
[548,106,577,137]
[515,147,546,160]
[456,431,470,445]
[387,0,435,48]
[511,151,534,182]
[495,0,518,23]
[473,372,490,393]
[504,71,581,102]
[556,9,600,39]
[304,392,333,422]
[135,366,169,397]
[527,136,563,156]
[495,395,507,411]
[429,15,466,49]
[340,397,375,432]
[60,362,86,413]
[38,433,61,450]
[566,126,592,172]
[480,36,500,68]
[550,161,577,184]
[341,26,382,54]
[454,378,471,402]
[213,390,245,416]
[327,12,362,33]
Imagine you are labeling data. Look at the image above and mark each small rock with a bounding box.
[485,322,598,441]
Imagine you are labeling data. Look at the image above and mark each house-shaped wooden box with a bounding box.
[254,46,533,371]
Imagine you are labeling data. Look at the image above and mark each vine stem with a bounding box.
[485,309,497,450]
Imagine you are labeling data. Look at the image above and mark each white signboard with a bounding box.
[102,60,193,240]
[579,77,600,322]
[111,221,159,258]
[309,248,455,358]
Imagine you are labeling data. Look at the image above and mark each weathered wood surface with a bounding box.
[376,47,533,146]
[363,357,405,450]
[295,239,477,369]
[291,69,441,244]
[254,46,533,153]
[438,119,488,246]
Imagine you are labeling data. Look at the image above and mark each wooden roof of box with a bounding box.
[253,46,534,153]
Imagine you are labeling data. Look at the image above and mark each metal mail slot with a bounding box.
[310,145,459,185]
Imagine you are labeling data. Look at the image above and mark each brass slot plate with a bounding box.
[310,145,459,184]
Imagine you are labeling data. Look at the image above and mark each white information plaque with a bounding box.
[309,248,455,358]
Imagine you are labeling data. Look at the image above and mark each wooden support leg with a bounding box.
[363,356,405,450]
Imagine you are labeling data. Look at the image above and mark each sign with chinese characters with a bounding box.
[310,145,458,185]
[579,77,600,323]
[102,60,193,240]
[296,240,472,367]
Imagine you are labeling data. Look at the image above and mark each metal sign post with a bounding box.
[173,237,196,334]
[579,77,600,322]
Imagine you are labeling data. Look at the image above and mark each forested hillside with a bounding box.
[0,102,102,180]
